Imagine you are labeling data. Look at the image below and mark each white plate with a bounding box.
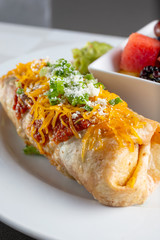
[0,41,160,240]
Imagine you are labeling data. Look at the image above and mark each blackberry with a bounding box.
[140,66,160,83]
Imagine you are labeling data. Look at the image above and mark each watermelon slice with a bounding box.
[120,33,160,73]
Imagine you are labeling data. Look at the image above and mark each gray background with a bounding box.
[0,0,159,36]
[0,0,159,239]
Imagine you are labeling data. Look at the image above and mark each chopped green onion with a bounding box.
[50,78,65,95]
[41,58,104,109]
[85,73,94,80]
[94,82,105,89]
[84,105,93,111]
[23,145,41,155]
[109,97,123,106]
[47,78,65,105]
[67,93,89,106]
[16,88,24,95]
[49,96,61,105]
[46,62,53,67]
[39,67,49,77]
[52,58,75,77]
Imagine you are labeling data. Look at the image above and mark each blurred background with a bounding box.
[0,0,159,36]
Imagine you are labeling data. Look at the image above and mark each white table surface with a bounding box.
[0,22,125,64]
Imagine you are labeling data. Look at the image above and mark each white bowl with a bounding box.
[89,20,160,122]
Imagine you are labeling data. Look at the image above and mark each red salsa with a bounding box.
[13,91,32,119]
[52,114,91,143]
[33,115,91,144]
[13,91,91,144]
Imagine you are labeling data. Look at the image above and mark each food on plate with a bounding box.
[72,41,112,75]
[140,65,160,83]
[0,58,160,207]
[23,144,41,155]
[120,33,160,73]
[120,20,160,82]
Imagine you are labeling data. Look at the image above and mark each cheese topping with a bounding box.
[3,58,146,159]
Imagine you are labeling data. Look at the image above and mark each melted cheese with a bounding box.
[3,60,146,157]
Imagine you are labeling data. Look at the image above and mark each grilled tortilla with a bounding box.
[0,59,160,207]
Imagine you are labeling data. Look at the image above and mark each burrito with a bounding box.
[0,58,160,207]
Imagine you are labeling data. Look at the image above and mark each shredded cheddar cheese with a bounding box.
[4,59,146,158]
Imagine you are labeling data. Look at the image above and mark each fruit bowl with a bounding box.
[89,20,160,122]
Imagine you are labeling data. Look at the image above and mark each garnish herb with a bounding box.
[46,61,53,67]
[16,88,24,95]
[39,67,49,77]
[41,58,104,111]
[109,97,123,106]
[85,73,94,80]
[94,82,105,89]
[84,105,93,111]
[23,145,41,155]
